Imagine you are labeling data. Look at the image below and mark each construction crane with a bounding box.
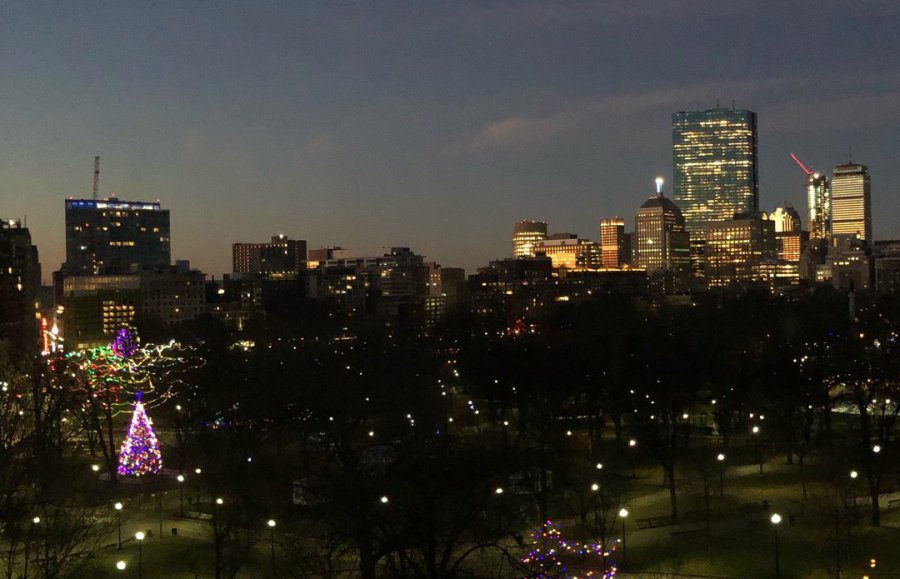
[92,156,100,200]
[790,152,812,175]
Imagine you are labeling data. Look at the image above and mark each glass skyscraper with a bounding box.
[831,162,871,246]
[672,108,759,240]
[64,197,171,275]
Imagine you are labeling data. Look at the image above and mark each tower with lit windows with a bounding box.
[512,220,548,258]
[672,108,759,240]
[831,162,871,247]
[63,197,170,275]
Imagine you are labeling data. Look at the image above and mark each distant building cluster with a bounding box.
[2,104,899,354]
[503,106,892,314]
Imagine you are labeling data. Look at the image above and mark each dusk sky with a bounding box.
[2,1,899,279]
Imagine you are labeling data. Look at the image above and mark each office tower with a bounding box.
[790,154,830,241]
[600,218,626,268]
[633,179,690,274]
[769,203,801,233]
[63,197,171,275]
[233,235,308,278]
[512,220,547,258]
[831,163,872,246]
[818,235,871,291]
[704,213,778,288]
[307,247,428,320]
[769,203,803,265]
[425,263,467,326]
[532,236,602,270]
[0,219,41,353]
[874,240,900,295]
[672,107,759,239]
[807,173,830,240]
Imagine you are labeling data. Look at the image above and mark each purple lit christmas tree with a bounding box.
[117,392,163,477]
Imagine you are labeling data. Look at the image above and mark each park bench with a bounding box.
[636,515,676,529]
[887,497,900,509]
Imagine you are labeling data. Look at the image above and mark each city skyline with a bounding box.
[2,3,900,279]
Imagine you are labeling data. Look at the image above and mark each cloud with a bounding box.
[461,73,900,152]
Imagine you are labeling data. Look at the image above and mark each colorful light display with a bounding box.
[112,327,139,359]
[520,521,617,578]
[117,392,163,477]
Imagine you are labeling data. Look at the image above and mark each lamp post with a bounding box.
[267,519,277,574]
[618,508,629,569]
[194,468,203,508]
[717,453,726,497]
[135,531,145,579]
[770,513,782,578]
[177,474,186,516]
[114,502,123,549]
[116,560,127,572]
[628,439,638,478]
[24,516,41,579]
[752,426,762,475]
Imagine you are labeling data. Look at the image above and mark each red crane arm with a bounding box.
[790,152,813,175]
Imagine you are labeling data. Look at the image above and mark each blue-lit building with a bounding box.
[63,197,171,275]
[672,108,759,240]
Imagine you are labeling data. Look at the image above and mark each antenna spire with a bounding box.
[92,156,100,200]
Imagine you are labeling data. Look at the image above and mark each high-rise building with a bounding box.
[233,235,307,278]
[633,180,690,274]
[63,197,170,275]
[600,218,627,268]
[512,220,547,258]
[769,203,801,233]
[831,163,872,246]
[770,203,803,265]
[672,108,759,240]
[704,213,778,288]
[0,219,41,354]
[532,237,602,270]
[874,240,900,295]
[806,172,830,240]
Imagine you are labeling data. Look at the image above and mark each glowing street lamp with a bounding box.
[618,508,630,568]
[267,519,277,573]
[628,439,638,478]
[115,560,127,571]
[494,487,504,495]
[717,453,726,497]
[380,495,389,504]
[114,502,124,549]
[135,532,145,579]
[177,474,186,516]
[770,513,782,578]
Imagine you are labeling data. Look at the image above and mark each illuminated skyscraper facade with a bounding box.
[512,220,547,257]
[769,203,801,233]
[64,198,171,275]
[704,213,777,288]
[0,219,41,354]
[806,173,830,240]
[533,237,602,270]
[599,218,627,268]
[672,108,759,240]
[831,163,871,246]
[233,235,308,279]
[633,185,690,274]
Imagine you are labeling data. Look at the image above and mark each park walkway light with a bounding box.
[116,560,127,571]
[618,508,629,568]
[770,513,782,578]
